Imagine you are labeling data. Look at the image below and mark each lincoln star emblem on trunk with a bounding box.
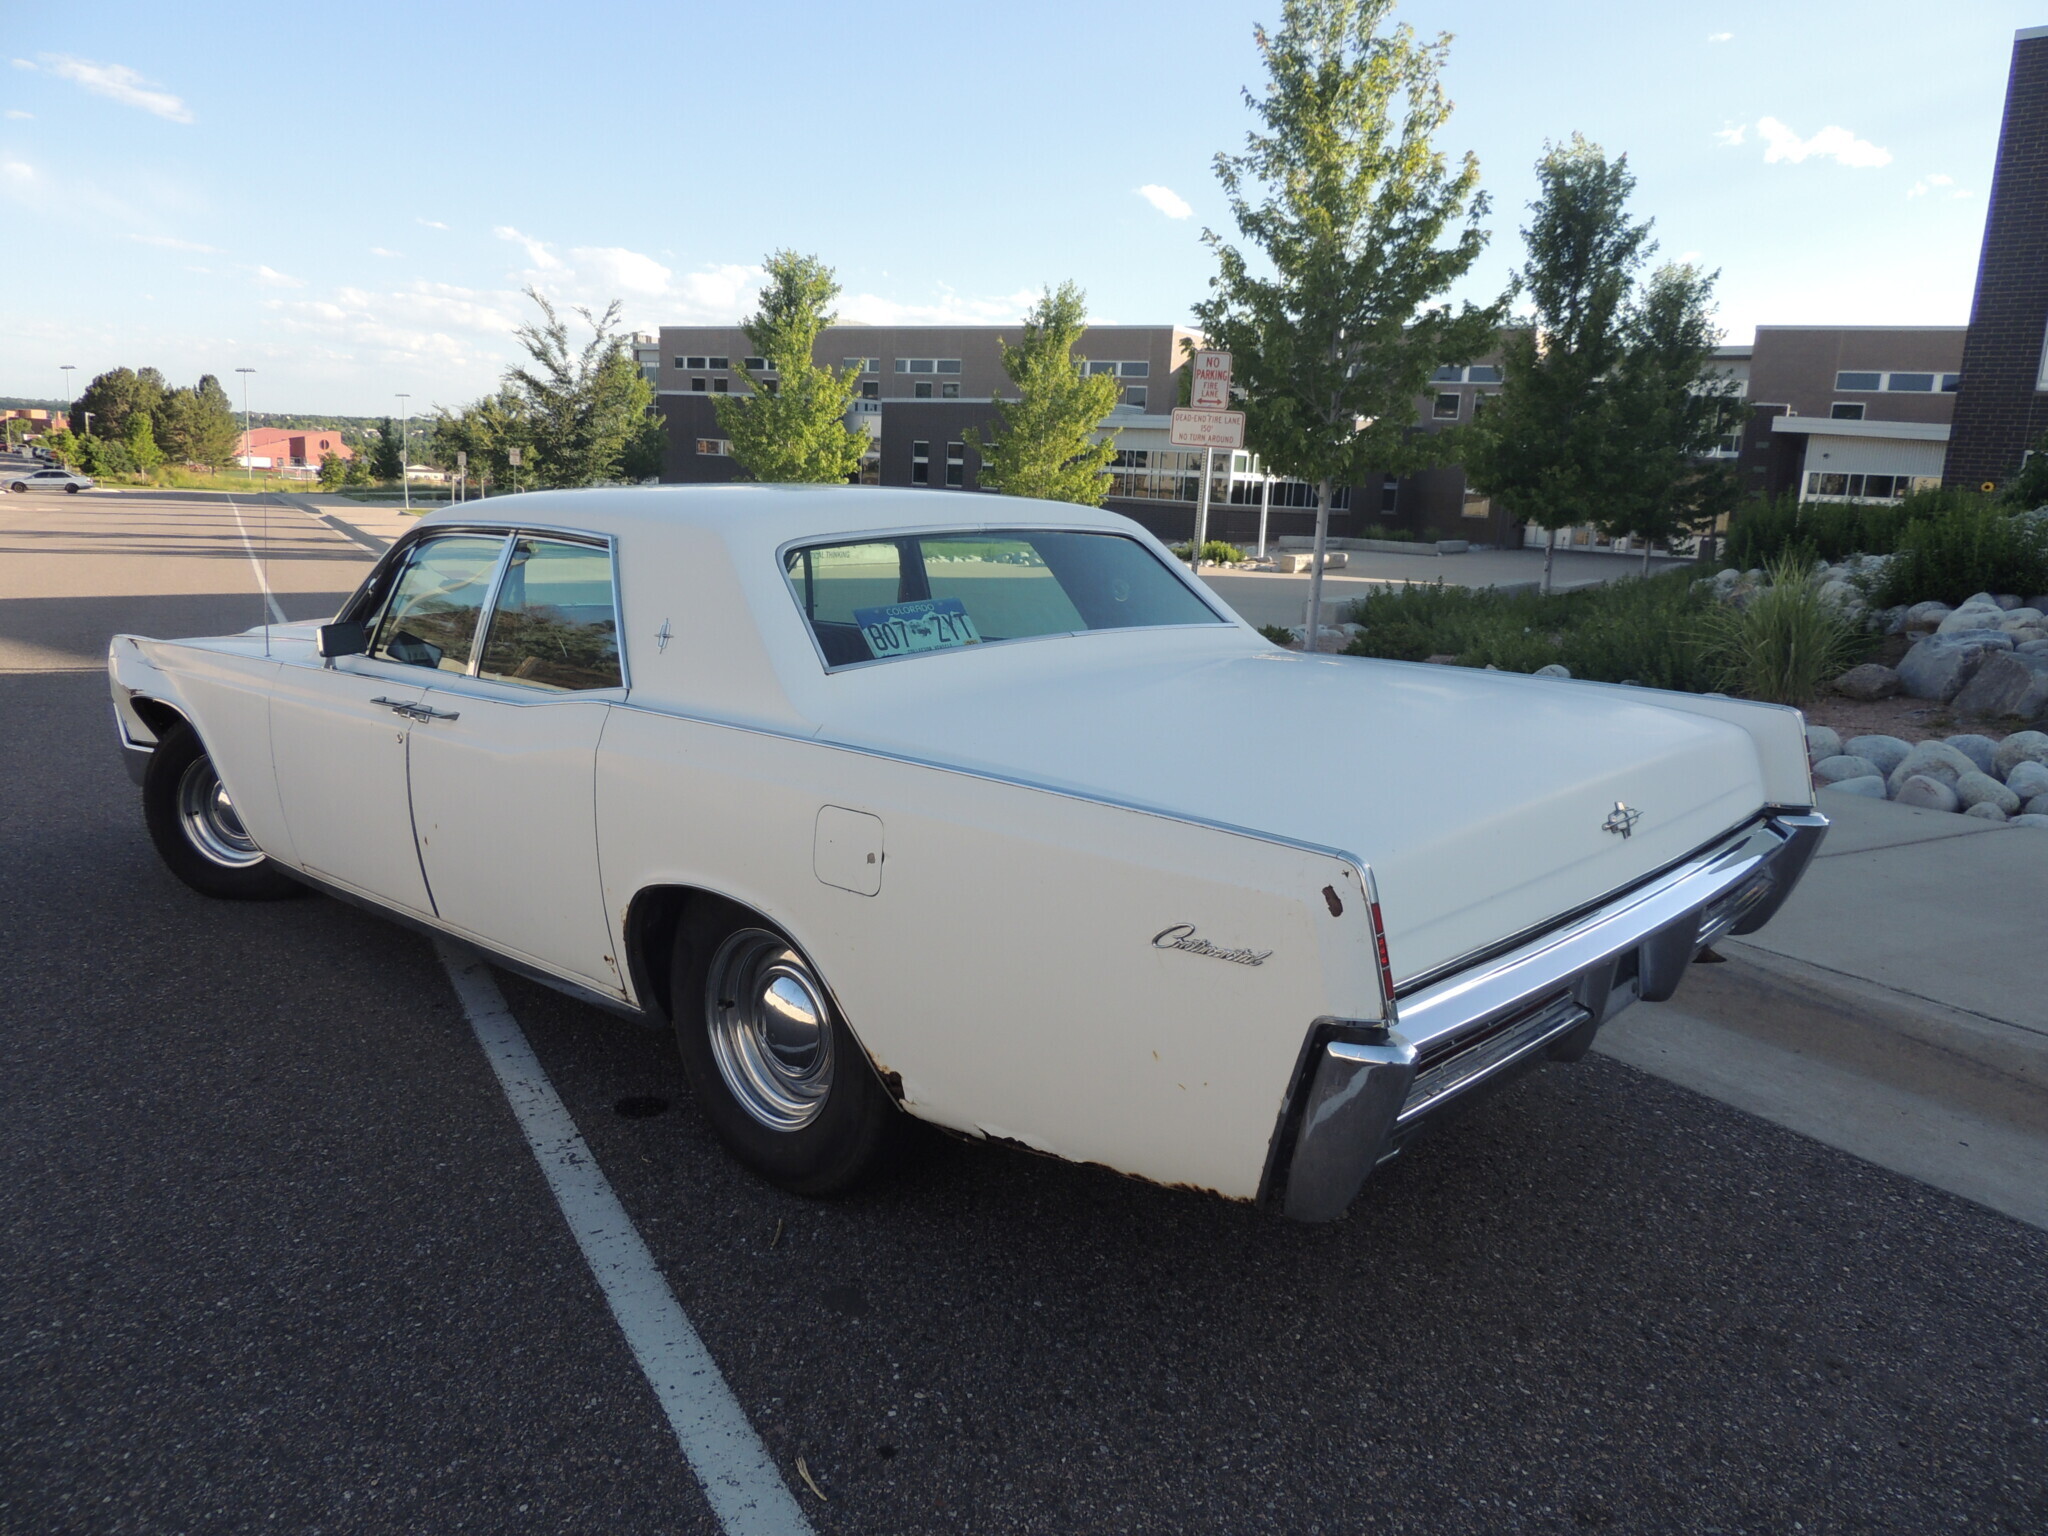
[1603,801,1642,839]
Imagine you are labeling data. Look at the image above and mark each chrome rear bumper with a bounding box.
[1268,809,1827,1221]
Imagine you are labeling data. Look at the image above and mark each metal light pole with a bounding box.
[235,368,256,489]
[1256,466,1273,561]
[59,365,75,436]
[395,393,411,511]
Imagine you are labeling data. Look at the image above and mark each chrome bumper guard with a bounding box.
[1271,810,1827,1222]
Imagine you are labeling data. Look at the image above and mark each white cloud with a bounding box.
[2,159,33,187]
[1708,32,1734,43]
[1713,124,1746,147]
[839,286,1038,326]
[4,109,29,120]
[1756,116,1891,168]
[569,245,671,296]
[1907,172,1959,198]
[493,224,561,270]
[30,54,192,123]
[251,264,305,288]
[369,246,401,257]
[1136,183,1193,219]
[9,60,32,72]
[122,232,222,253]
[416,217,449,230]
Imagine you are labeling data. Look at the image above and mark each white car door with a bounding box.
[404,533,624,992]
[269,531,509,915]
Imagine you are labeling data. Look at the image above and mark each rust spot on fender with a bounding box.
[1322,884,1344,918]
[878,1068,905,1102]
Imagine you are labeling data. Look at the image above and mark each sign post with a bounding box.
[1170,406,1244,571]
[508,445,522,496]
[455,449,467,504]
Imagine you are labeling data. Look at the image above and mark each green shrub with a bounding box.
[1170,539,1246,564]
[1722,491,1925,568]
[1866,504,2048,606]
[1696,555,1860,704]
[1256,623,1295,646]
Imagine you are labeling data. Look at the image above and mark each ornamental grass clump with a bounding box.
[1697,555,1860,705]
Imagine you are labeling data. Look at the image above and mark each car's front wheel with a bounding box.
[670,901,909,1196]
[64,483,80,494]
[5,483,24,493]
[143,721,305,900]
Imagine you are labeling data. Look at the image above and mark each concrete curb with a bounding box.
[275,493,396,554]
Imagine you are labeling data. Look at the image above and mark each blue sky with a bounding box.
[3,1,2040,417]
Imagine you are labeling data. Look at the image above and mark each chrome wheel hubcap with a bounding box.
[705,929,834,1131]
[177,756,263,868]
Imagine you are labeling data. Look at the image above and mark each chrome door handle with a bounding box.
[368,696,459,723]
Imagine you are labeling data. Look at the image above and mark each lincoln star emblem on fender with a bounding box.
[1152,924,1272,966]
[1603,801,1642,839]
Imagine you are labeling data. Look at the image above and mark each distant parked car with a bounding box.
[4,466,93,494]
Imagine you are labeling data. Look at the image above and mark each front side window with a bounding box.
[784,529,1225,669]
[370,535,507,672]
[478,538,622,691]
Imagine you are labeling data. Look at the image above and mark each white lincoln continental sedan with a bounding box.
[108,486,1825,1219]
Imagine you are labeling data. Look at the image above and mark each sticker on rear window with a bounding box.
[852,598,981,657]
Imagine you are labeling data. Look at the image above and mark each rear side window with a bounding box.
[784,528,1223,668]
[369,534,507,672]
[478,538,622,691]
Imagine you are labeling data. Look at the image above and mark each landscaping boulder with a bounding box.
[1845,734,1913,777]
[1533,663,1571,679]
[1898,634,2012,701]
[2011,814,2048,828]
[1936,604,2008,635]
[1943,734,1999,774]
[1894,774,1960,812]
[1826,775,1888,800]
[2021,640,2048,658]
[2030,595,2048,614]
[2003,760,2048,802]
[1904,601,1952,632]
[1833,663,1902,701]
[1951,651,2048,723]
[2000,608,2046,631]
[1964,802,2009,822]
[1993,730,2048,779]
[1885,740,1977,797]
[1993,594,2024,611]
[1804,725,1842,761]
[1955,770,2022,815]
[1813,754,1882,786]
[2029,793,2048,818]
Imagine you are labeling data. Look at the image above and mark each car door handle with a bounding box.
[369,696,459,723]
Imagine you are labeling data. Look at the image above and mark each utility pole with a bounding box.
[235,368,256,489]
[396,394,411,511]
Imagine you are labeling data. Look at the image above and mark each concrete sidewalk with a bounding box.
[273,491,420,552]
[1597,788,2048,1229]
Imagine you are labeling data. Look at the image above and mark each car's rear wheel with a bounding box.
[670,900,909,1196]
[143,721,305,900]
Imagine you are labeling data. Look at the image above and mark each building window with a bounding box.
[1123,386,1147,409]
[1380,477,1399,514]
[1466,365,1503,384]
[895,358,962,376]
[714,378,729,393]
[1835,368,1964,393]
[945,442,965,487]
[1433,393,1461,420]
[941,381,960,399]
[1888,372,1935,393]
[860,379,879,400]
[1120,361,1149,378]
[708,356,729,370]
[685,355,708,370]
[691,378,707,392]
[1835,371,1882,392]
[1432,365,1464,382]
[742,356,768,371]
[673,357,689,370]
[842,357,879,373]
[915,381,934,399]
[695,438,732,457]
[1717,429,1743,455]
[911,441,930,485]
[1804,471,1912,501]
[1829,401,1865,420]
[1461,489,1492,519]
[1942,372,1962,392]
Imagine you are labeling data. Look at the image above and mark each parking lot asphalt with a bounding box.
[3,490,2045,1535]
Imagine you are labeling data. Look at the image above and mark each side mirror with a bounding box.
[316,621,368,660]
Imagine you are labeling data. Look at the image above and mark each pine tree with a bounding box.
[967,282,1122,504]
[714,252,870,484]
[370,417,405,481]
[1195,0,1503,640]
[125,412,165,475]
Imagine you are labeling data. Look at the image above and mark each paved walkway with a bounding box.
[1598,788,2048,1230]
[1201,548,1687,629]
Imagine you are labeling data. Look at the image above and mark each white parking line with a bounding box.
[224,495,288,625]
[434,940,814,1536]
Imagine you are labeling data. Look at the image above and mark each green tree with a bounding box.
[1604,262,1747,570]
[1195,0,1504,640]
[2002,426,2048,510]
[430,388,534,494]
[369,417,405,481]
[967,282,1123,504]
[1462,135,1654,591]
[188,375,240,470]
[152,386,200,464]
[315,452,349,490]
[124,412,165,476]
[714,251,869,483]
[73,366,166,441]
[504,286,660,487]
[43,427,79,466]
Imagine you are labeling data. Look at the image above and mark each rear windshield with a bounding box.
[784,529,1225,668]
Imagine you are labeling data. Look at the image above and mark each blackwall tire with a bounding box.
[670,900,909,1196]
[142,722,305,901]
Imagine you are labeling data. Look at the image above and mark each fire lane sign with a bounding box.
[1170,408,1245,449]
[1190,349,1233,409]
